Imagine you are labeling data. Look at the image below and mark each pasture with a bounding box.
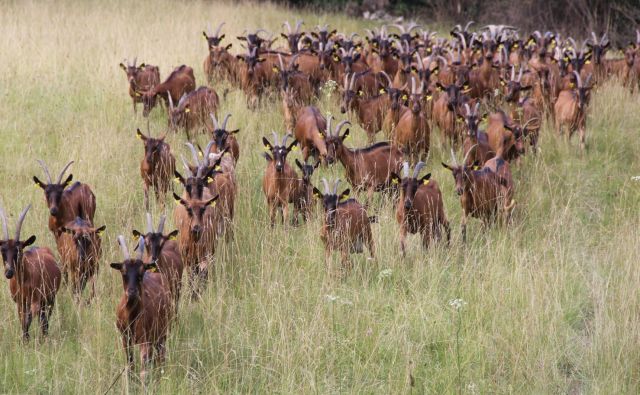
[1,0,640,393]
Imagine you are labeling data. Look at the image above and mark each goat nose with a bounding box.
[340,107,346,114]
[192,225,202,234]
[326,157,334,165]
[5,269,14,279]
[404,201,412,210]
[49,207,58,216]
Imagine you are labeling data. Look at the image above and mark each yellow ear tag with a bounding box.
[215,165,221,171]
[585,60,591,64]
[97,229,104,236]
[174,198,181,204]
[513,43,519,48]
[136,133,142,139]
[264,145,270,151]
[392,178,399,184]
[318,131,324,138]
[291,145,298,151]
[198,151,203,157]
[207,177,214,183]
[423,179,429,185]
[500,81,506,86]
[135,92,142,97]
[174,177,180,183]
[569,83,575,88]
[379,88,385,94]
[498,44,504,49]
[473,166,480,170]
[272,67,278,73]
[426,95,432,101]
[169,234,177,240]
[212,201,217,207]
[358,90,364,96]
[333,56,339,62]
[149,266,158,273]
[184,108,190,113]
[133,234,140,241]
[402,95,408,101]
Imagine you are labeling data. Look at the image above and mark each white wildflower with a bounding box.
[378,268,393,279]
[631,176,640,182]
[325,294,339,303]
[449,298,467,310]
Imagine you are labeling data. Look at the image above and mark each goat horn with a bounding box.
[415,53,424,70]
[474,102,480,114]
[402,162,409,177]
[210,113,220,130]
[278,54,285,70]
[379,71,392,86]
[456,32,467,49]
[411,76,416,94]
[464,103,471,115]
[283,21,292,33]
[157,215,166,234]
[333,179,341,195]
[450,148,458,166]
[185,142,201,166]
[591,32,598,44]
[391,24,406,34]
[412,161,426,178]
[636,29,640,45]
[202,140,216,167]
[214,22,225,37]
[517,67,523,83]
[281,133,291,147]
[334,120,351,136]
[36,160,53,184]
[464,21,474,31]
[295,20,304,33]
[271,131,279,147]
[326,115,333,136]
[168,92,174,110]
[255,29,268,36]
[349,72,357,89]
[462,144,477,165]
[0,204,8,240]
[56,161,74,184]
[117,235,130,260]
[137,237,145,260]
[180,155,194,177]
[572,71,583,88]
[133,57,137,67]
[510,65,515,81]
[343,73,349,89]
[521,117,538,131]
[321,178,330,194]
[146,212,153,233]
[221,113,232,130]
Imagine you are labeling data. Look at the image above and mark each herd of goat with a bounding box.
[2,19,640,379]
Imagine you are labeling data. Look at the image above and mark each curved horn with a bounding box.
[326,115,333,137]
[0,205,8,240]
[572,70,583,88]
[333,179,341,195]
[157,215,166,234]
[214,22,225,37]
[278,54,285,70]
[167,92,174,110]
[334,120,351,136]
[185,142,201,166]
[180,155,194,177]
[464,21,475,31]
[462,144,477,165]
[517,67,523,83]
[591,32,598,45]
[456,32,467,49]
[36,160,53,183]
[474,102,480,115]
[464,103,471,115]
[411,76,416,94]
[146,212,153,233]
[56,161,74,184]
[271,131,279,147]
[281,133,291,147]
[221,113,232,130]
[117,235,130,260]
[510,65,516,81]
[450,148,458,166]
[321,178,330,194]
[412,161,426,178]
[402,162,409,177]
[210,113,220,130]
[283,21,292,33]
[521,117,539,131]
[415,53,424,70]
[349,72,357,89]
[202,140,216,166]
[379,71,393,86]
[177,92,188,108]
[295,20,304,34]
[137,237,145,260]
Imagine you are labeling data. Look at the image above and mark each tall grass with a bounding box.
[0,0,639,393]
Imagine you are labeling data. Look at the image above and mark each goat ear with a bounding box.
[341,129,350,141]
[136,128,147,141]
[441,162,453,171]
[119,63,126,71]
[206,195,219,207]
[229,129,240,134]
[258,58,267,63]
[457,114,465,123]
[95,225,106,235]
[295,159,303,171]
[262,137,273,151]
[167,230,179,240]
[236,55,244,61]
[435,82,444,91]
[339,189,350,201]
[145,262,158,272]
[62,174,73,187]
[202,31,208,40]
[471,160,481,170]
[286,140,299,152]
[312,187,323,199]
[138,63,145,69]
[22,235,36,247]
[132,230,142,239]
[174,171,185,186]
[173,193,187,207]
[280,33,288,39]
[313,160,321,169]
[110,263,123,271]
[225,43,233,50]
[262,152,273,162]
[481,113,488,122]
[390,172,401,184]
[33,176,46,189]
[421,173,432,185]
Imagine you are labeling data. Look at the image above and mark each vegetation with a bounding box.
[1,0,639,393]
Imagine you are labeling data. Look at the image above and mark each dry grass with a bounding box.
[0,0,639,393]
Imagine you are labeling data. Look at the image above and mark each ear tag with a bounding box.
[272,67,278,73]
[264,145,270,151]
[174,198,181,204]
[207,177,214,183]
[402,94,408,101]
[133,234,140,241]
[358,90,364,96]
[135,92,142,97]
[149,266,158,273]
[513,43,519,48]
[498,44,504,49]
[333,56,339,62]
[500,81,506,86]
[569,83,575,88]
[215,165,221,171]
[212,201,217,207]
[318,131,324,138]
[379,88,385,94]
[426,95,432,101]
[96,229,104,236]
[423,179,430,185]
[136,133,142,140]
[169,234,177,240]
[473,166,480,170]
[392,178,399,184]
[291,145,298,151]
[585,60,591,64]
[184,108,190,113]
[174,177,180,183]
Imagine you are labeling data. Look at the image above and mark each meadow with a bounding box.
[1,0,640,393]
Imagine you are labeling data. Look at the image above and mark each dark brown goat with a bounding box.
[394,77,432,161]
[262,133,299,226]
[168,86,219,140]
[137,129,175,211]
[391,162,450,256]
[203,22,237,84]
[1,205,61,341]
[111,236,172,381]
[33,160,96,238]
[209,113,240,163]
[293,106,329,163]
[57,217,105,301]
[119,58,160,115]
[289,158,320,225]
[139,65,196,117]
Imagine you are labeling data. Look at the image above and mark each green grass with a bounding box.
[1,0,640,393]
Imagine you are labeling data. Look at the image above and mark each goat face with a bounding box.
[33,176,73,217]
[1,237,36,279]
[295,159,320,184]
[120,63,146,86]
[436,82,465,111]
[442,163,473,196]
[482,40,498,60]
[132,229,178,263]
[324,129,349,165]
[61,223,105,262]
[458,110,485,137]
[141,92,157,117]
[137,130,166,166]
[173,193,218,240]
[391,172,432,210]
[110,259,156,304]
[312,188,350,225]
[388,87,408,111]
[263,137,298,173]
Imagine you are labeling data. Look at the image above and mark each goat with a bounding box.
[324,117,403,202]
[442,149,515,242]
[391,162,450,256]
[137,129,175,211]
[139,65,196,117]
[274,54,314,129]
[289,158,320,225]
[111,236,172,381]
[236,47,270,108]
[313,179,375,273]
[33,160,96,238]
[119,58,160,115]
[432,81,471,146]
[209,113,240,163]
[132,213,182,312]
[281,20,305,53]
[485,111,527,162]
[262,133,299,226]
[293,106,330,163]
[1,205,61,341]
[394,77,432,162]
[202,23,237,85]
[554,71,592,150]
[57,217,105,301]
[168,86,219,140]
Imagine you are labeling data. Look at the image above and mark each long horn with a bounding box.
[510,65,516,81]
[271,131,279,147]
[411,76,416,94]
[157,215,166,234]
[415,52,424,70]
[412,161,426,178]
[185,142,201,166]
[334,120,351,136]
[521,117,539,131]
[450,148,458,166]
[326,115,333,137]
[349,72,357,90]
[591,32,598,44]
[333,179,341,195]
[402,162,409,177]
[283,21,292,34]
[464,103,471,115]
[474,102,480,115]
[202,140,216,166]
[379,71,392,86]
[36,160,53,183]
[56,161,74,184]
[137,237,145,260]
[146,212,153,233]
[281,133,291,147]
[214,22,225,37]
[456,32,467,49]
[210,113,220,130]
[177,92,188,108]
[221,113,232,130]
[117,235,130,260]
[462,144,477,165]
[0,205,8,240]
[636,29,640,45]
[464,21,475,31]
[168,92,174,111]
[278,54,285,70]
[572,70,583,88]
[584,73,593,87]
[517,67,524,83]
[321,178,330,194]
[295,20,304,34]
[180,155,194,177]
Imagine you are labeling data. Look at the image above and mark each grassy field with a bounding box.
[1,0,640,393]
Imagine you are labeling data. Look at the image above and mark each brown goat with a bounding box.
[391,162,450,256]
[111,236,172,381]
[432,81,471,146]
[139,65,196,117]
[394,77,432,162]
[132,213,182,313]
[209,113,240,163]
[1,205,61,341]
[236,47,272,108]
[137,129,175,211]
[33,160,96,238]
[324,117,403,202]
[202,22,237,84]
[168,86,219,140]
[293,106,329,163]
[313,179,375,273]
[457,102,495,166]
[485,111,527,162]
[442,150,515,242]
[119,58,160,115]
[57,217,105,301]
[262,133,299,226]
[554,71,592,150]
[290,158,320,225]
